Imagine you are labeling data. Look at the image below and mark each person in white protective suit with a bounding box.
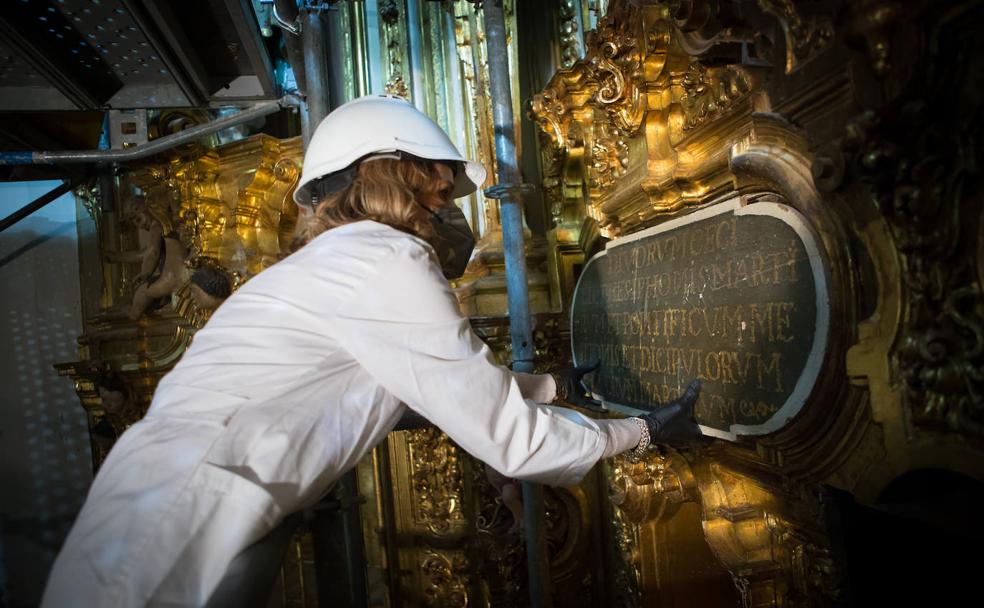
[43,94,704,607]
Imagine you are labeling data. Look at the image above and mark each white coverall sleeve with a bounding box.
[334,243,608,486]
[512,372,557,404]
[510,369,641,458]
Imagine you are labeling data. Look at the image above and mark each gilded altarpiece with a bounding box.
[532,0,983,606]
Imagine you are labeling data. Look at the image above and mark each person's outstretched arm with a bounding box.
[333,239,639,486]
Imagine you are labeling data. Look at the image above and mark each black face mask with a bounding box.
[426,205,476,279]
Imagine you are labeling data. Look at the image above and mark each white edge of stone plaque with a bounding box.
[571,197,830,442]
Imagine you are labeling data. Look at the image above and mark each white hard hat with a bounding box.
[293,94,487,205]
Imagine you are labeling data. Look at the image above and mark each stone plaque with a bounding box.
[571,198,829,440]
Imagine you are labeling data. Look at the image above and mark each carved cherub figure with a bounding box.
[188,264,233,311]
[106,205,188,320]
[94,371,139,434]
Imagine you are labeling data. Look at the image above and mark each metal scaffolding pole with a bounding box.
[483,1,551,607]
[301,6,331,146]
[0,98,297,166]
[299,6,368,606]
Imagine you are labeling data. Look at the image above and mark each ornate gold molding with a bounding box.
[532,1,758,240]
[420,550,470,607]
[534,0,984,604]
[608,449,842,605]
[846,104,984,443]
[406,428,467,536]
[693,459,843,604]
[756,0,834,73]
[609,451,698,524]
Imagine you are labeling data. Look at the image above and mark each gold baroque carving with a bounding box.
[678,61,751,131]
[530,85,569,151]
[609,450,698,524]
[531,0,755,236]
[558,0,582,69]
[529,85,574,227]
[845,3,984,439]
[608,490,643,607]
[471,461,525,607]
[756,0,834,73]
[407,427,466,535]
[694,460,843,604]
[60,134,302,467]
[469,313,569,370]
[533,6,858,603]
[587,119,629,195]
[584,5,646,135]
[761,512,842,603]
[607,451,701,605]
[420,550,470,607]
[531,1,983,606]
[846,0,908,83]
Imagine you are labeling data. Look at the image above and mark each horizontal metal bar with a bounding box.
[0,96,300,166]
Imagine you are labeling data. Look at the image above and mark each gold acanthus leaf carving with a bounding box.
[845,30,984,437]
[586,29,645,136]
[677,61,752,131]
[588,119,629,193]
[530,0,757,234]
[155,158,221,261]
[530,85,575,223]
[530,85,568,151]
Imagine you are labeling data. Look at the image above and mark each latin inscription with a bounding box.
[571,204,826,438]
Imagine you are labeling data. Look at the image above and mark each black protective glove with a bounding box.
[638,379,704,446]
[551,362,606,413]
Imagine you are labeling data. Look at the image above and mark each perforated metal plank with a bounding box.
[52,0,171,86]
[220,0,275,97]
[123,0,211,105]
[0,36,75,110]
[0,0,123,108]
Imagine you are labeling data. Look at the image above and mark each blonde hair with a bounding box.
[293,157,450,249]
